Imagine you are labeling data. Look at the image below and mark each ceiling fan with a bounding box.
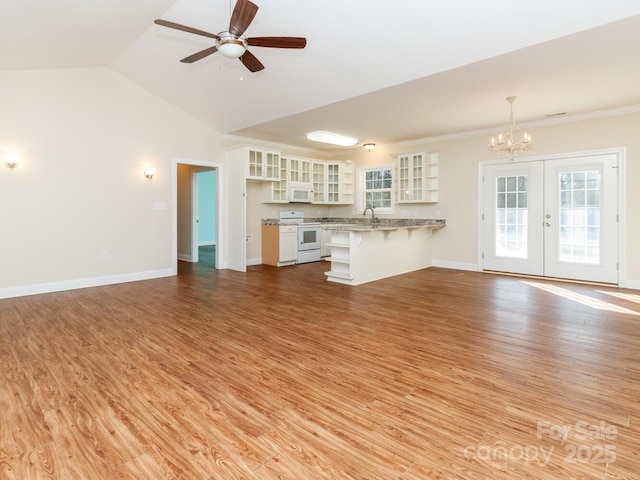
[154,0,307,72]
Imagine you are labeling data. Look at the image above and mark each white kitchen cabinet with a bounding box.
[397,152,438,203]
[279,226,298,264]
[288,157,311,184]
[229,146,280,181]
[325,161,354,205]
[308,160,354,205]
[262,156,289,203]
[312,161,326,203]
[260,157,354,205]
[262,224,297,266]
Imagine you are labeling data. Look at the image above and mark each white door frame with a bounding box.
[172,158,224,275]
[191,170,199,264]
[478,147,627,287]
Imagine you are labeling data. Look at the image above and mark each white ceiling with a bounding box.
[3,0,640,153]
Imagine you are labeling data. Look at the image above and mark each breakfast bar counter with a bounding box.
[322,219,445,286]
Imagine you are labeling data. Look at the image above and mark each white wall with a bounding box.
[0,68,226,297]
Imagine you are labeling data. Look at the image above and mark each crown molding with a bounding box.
[225,103,640,157]
[386,103,640,150]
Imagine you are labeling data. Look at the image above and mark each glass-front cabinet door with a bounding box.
[247,149,264,179]
[327,163,339,203]
[289,157,311,184]
[397,152,438,203]
[312,162,326,203]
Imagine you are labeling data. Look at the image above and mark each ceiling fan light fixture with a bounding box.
[155,0,307,72]
[306,131,358,147]
[217,37,247,58]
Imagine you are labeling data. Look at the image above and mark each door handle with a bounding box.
[545,222,551,227]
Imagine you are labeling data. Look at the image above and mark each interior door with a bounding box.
[543,154,618,283]
[482,154,619,284]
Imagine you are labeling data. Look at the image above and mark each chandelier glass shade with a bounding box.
[489,96,533,159]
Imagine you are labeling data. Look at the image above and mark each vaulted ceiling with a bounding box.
[3,1,640,153]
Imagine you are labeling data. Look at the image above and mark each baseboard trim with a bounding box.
[0,269,174,300]
[246,257,262,266]
[177,254,193,262]
[624,279,640,290]
[431,259,480,272]
[434,260,640,291]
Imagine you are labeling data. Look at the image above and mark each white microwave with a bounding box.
[288,185,313,203]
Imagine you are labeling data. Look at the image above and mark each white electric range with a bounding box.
[279,211,322,264]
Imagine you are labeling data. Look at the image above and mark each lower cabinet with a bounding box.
[262,225,298,266]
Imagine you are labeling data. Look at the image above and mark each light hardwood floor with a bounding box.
[0,262,639,479]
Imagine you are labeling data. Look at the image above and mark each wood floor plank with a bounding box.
[1,263,640,478]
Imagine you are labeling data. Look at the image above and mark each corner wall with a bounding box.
[0,67,226,297]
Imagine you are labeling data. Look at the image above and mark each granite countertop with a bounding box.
[262,217,446,230]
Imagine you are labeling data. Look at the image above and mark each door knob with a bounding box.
[545,222,551,227]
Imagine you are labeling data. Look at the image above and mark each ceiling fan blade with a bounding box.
[180,45,219,63]
[154,19,219,40]
[229,0,259,37]
[240,50,264,72]
[247,37,307,49]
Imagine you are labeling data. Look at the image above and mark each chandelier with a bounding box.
[488,96,533,159]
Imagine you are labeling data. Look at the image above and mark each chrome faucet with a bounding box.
[363,206,380,225]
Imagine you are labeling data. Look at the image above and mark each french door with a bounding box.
[482,153,619,284]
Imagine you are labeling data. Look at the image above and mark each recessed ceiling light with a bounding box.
[306,131,358,147]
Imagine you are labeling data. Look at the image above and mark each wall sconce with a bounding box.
[4,153,20,168]
[144,167,156,180]
[363,143,376,152]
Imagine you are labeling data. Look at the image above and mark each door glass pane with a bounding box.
[495,175,528,258]
[558,170,601,264]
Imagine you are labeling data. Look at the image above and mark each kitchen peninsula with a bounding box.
[323,218,445,285]
[261,217,445,285]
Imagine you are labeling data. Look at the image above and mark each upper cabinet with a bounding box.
[311,161,354,205]
[312,161,326,203]
[262,156,354,205]
[325,161,354,204]
[288,157,311,185]
[397,152,438,203]
[228,146,281,181]
[267,155,289,203]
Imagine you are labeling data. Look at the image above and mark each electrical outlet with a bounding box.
[246,235,253,243]
[435,210,441,217]
[101,251,109,261]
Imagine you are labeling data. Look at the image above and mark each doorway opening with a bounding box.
[173,159,223,275]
